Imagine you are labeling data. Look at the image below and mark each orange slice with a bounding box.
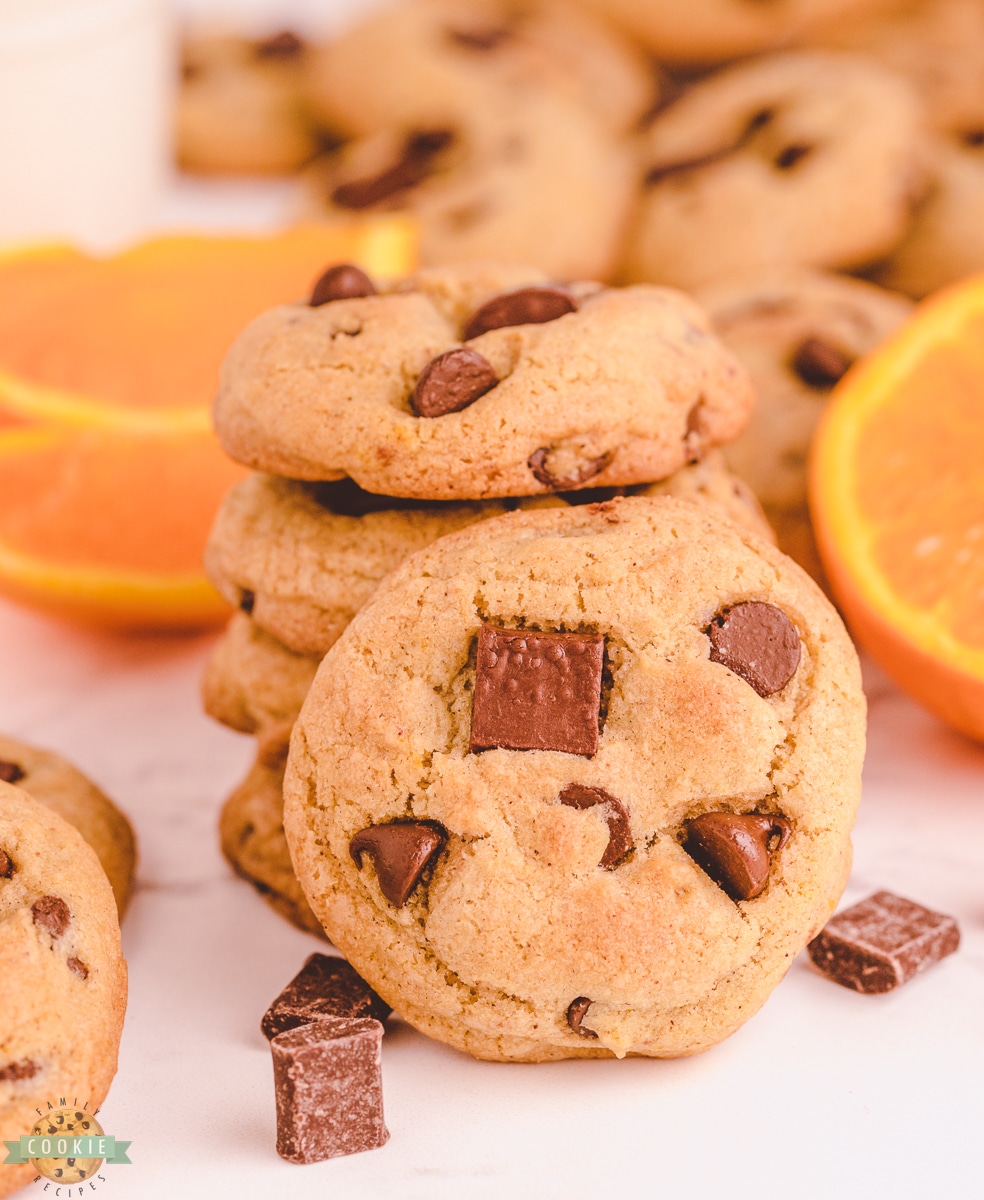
[810,274,984,741]
[0,425,247,630]
[0,219,415,429]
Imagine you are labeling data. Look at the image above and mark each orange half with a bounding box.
[810,273,984,741]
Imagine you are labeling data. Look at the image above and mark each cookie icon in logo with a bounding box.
[29,1109,104,1183]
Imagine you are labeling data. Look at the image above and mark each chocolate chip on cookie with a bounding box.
[559,784,633,869]
[0,1059,39,1082]
[331,128,455,210]
[683,812,791,901]
[566,997,598,1039]
[463,285,577,340]
[446,25,512,52]
[67,957,90,980]
[349,821,447,907]
[791,337,854,389]
[528,447,613,491]
[310,263,376,307]
[706,602,801,697]
[0,848,14,878]
[254,30,306,60]
[411,348,499,417]
[32,895,71,939]
[470,626,604,756]
[0,759,25,784]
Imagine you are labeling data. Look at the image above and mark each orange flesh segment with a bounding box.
[0,223,415,412]
[0,428,246,574]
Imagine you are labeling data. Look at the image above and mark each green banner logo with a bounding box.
[3,1135,131,1165]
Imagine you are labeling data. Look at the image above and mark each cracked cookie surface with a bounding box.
[213,263,753,499]
[284,498,864,1062]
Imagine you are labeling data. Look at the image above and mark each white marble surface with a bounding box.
[1,594,982,1200]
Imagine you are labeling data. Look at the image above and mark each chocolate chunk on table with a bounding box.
[271,1018,388,1163]
[470,625,604,756]
[261,953,391,1041]
[808,891,960,994]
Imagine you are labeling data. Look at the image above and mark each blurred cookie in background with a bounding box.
[699,270,912,580]
[621,52,929,290]
[177,31,320,175]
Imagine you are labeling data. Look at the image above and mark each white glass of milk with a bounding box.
[0,0,171,251]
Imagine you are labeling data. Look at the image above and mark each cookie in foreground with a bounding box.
[284,497,865,1062]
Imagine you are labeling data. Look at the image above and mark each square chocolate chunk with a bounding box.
[261,953,391,1041]
[469,625,604,756]
[808,890,960,994]
[271,1018,389,1163]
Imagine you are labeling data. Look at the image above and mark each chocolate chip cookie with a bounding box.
[177,31,318,175]
[213,263,754,498]
[698,271,912,579]
[622,52,928,291]
[284,498,865,1062]
[0,736,137,919]
[0,785,128,1198]
[219,754,327,941]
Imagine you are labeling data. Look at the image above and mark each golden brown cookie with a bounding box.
[177,31,319,175]
[219,754,327,941]
[284,498,865,1062]
[698,272,913,579]
[213,263,753,498]
[622,52,928,291]
[0,737,137,919]
[0,786,127,1199]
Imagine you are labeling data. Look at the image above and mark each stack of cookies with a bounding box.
[204,260,867,1065]
[203,260,774,934]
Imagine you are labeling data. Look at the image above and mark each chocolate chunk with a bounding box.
[683,812,791,901]
[463,286,577,340]
[307,479,442,516]
[791,337,854,390]
[411,348,499,417]
[309,263,376,307]
[808,891,960,994]
[67,957,89,980]
[706,601,801,697]
[566,997,598,1039]
[254,30,306,59]
[528,447,613,491]
[559,784,633,869]
[0,759,24,784]
[0,848,13,878]
[271,1018,388,1163]
[350,821,447,907]
[774,143,813,170]
[238,589,255,616]
[556,486,629,506]
[0,1059,39,1082]
[261,953,392,1041]
[31,895,71,938]
[470,626,605,757]
[447,26,512,51]
[332,129,454,210]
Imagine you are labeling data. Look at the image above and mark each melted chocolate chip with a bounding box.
[254,30,306,59]
[961,129,984,148]
[470,626,605,757]
[683,812,790,901]
[411,348,499,417]
[0,1059,39,1082]
[67,957,89,980]
[808,891,960,994]
[332,129,455,210]
[307,479,443,516]
[0,848,13,878]
[566,997,598,1039]
[31,895,71,939]
[463,286,577,340]
[774,143,813,170]
[791,337,854,390]
[528,447,613,491]
[309,263,376,306]
[0,759,24,784]
[239,589,255,616]
[447,25,512,51]
[350,821,447,907]
[559,784,633,869]
[706,601,801,697]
